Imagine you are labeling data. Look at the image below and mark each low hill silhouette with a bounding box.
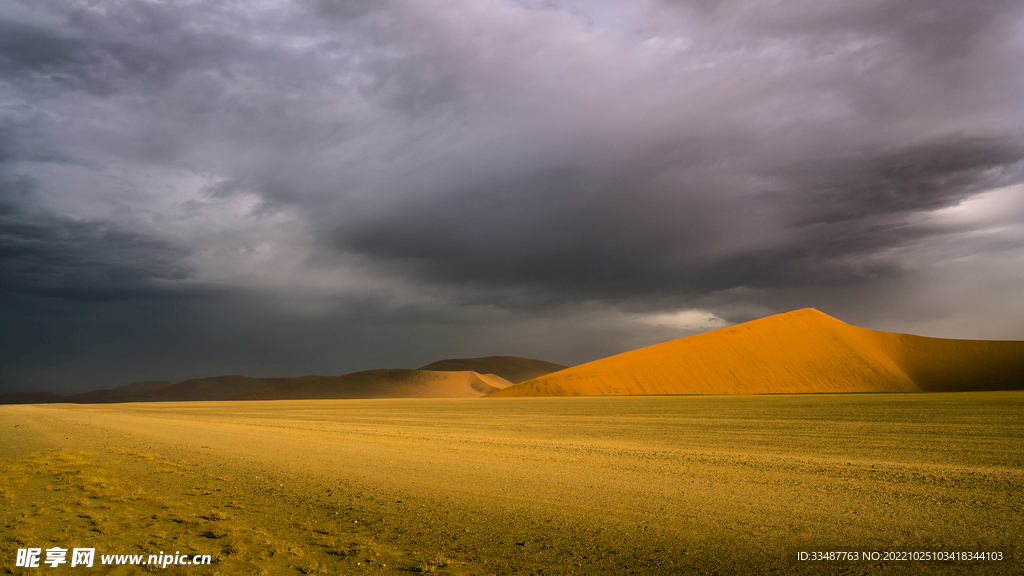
[230,369,512,400]
[0,354,561,403]
[0,376,298,404]
[417,356,567,384]
[488,309,1024,397]
[0,391,69,405]
[144,376,298,401]
[0,358,542,403]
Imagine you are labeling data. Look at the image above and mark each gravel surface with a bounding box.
[3,393,1022,575]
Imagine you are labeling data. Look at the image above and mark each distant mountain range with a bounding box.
[230,369,513,400]
[418,356,567,384]
[4,309,1023,403]
[489,308,1024,396]
[0,357,568,404]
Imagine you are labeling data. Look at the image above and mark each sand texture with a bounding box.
[489,308,1024,397]
[2,394,1022,575]
[230,370,513,400]
[417,357,568,384]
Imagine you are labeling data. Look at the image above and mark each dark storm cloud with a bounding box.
[330,0,1024,314]
[778,135,1024,224]
[341,134,1024,305]
[1,0,1023,390]
[0,177,193,300]
[0,1,224,98]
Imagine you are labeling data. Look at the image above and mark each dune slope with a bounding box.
[489,309,1024,397]
[417,356,568,384]
[231,369,513,400]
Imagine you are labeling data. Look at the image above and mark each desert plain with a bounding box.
[3,392,1022,575]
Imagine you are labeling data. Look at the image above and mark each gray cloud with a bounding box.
[779,135,1024,223]
[1,0,1023,391]
[338,133,1024,313]
[0,176,194,301]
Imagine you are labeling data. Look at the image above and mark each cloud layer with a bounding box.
[2,0,1023,391]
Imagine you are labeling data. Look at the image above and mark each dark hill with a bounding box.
[418,356,567,384]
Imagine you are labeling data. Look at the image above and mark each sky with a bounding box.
[2,0,1023,393]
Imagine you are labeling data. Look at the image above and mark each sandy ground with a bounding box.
[2,393,1022,575]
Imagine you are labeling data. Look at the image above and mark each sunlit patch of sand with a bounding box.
[3,394,1022,574]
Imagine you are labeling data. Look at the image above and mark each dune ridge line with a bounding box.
[488,308,1024,397]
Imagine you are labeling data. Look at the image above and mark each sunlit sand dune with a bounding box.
[489,308,1024,396]
[232,369,513,400]
[418,356,568,383]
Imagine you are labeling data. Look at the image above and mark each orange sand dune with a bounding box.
[488,309,1024,397]
[231,369,513,400]
[418,356,568,383]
